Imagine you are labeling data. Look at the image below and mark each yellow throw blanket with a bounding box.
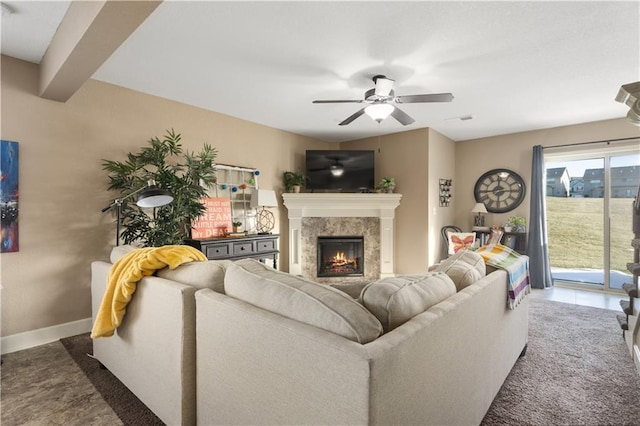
[91,245,207,339]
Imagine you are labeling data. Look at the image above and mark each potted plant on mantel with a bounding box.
[379,177,396,193]
[102,129,217,247]
[283,170,306,193]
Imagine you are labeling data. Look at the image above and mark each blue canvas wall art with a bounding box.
[1,140,19,252]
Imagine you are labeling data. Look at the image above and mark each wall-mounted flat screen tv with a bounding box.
[305,150,375,192]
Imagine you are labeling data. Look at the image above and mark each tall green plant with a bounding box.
[102,129,217,246]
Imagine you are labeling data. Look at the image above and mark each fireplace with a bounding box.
[317,236,364,277]
[282,193,402,279]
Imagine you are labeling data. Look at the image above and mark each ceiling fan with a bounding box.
[312,75,454,126]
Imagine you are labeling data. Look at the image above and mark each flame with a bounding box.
[328,251,357,268]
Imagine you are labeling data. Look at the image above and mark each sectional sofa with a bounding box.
[91,247,529,425]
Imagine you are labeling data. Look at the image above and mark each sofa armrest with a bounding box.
[364,269,528,425]
[91,261,197,426]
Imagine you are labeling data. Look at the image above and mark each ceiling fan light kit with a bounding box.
[365,103,394,123]
[313,75,454,126]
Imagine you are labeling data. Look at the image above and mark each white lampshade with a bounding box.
[364,103,394,123]
[471,203,488,214]
[250,189,278,208]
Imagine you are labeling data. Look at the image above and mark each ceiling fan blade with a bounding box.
[339,108,366,126]
[313,100,364,104]
[374,76,394,97]
[391,106,415,126]
[395,93,454,103]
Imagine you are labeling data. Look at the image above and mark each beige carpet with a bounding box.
[481,299,640,425]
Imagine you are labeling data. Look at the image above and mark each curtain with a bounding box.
[527,145,553,288]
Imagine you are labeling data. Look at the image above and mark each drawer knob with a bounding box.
[241,247,246,251]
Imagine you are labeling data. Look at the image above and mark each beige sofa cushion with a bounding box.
[109,245,138,263]
[360,273,456,332]
[224,259,383,343]
[435,249,486,291]
[329,281,370,299]
[157,260,232,293]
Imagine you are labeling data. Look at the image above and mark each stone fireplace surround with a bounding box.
[282,193,402,281]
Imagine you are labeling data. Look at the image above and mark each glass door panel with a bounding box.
[546,158,605,287]
[609,153,640,290]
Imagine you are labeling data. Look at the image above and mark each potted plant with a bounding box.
[102,129,217,247]
[504,216,526,233]
[379,177,396,193]
[283,171,306,193]
[232,221,243,233]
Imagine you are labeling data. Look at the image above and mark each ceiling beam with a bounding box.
[39,0,162,102]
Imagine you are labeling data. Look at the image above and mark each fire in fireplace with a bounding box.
[317,236,364,277]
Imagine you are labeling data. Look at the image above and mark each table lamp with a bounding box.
[471,202,488,230]
[251,189,278,234]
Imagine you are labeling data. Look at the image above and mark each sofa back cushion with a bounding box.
[435,249,486,291]
[224,259,383,343]
[157,260,232,293]
[360,273,456,332]
[110,245,138,263]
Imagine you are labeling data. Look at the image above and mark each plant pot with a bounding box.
[385,186,395,193]
[504,226,513,232]
[292,185,301,193]
[233,226,242,233]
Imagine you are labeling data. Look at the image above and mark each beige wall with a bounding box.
[454,119,640,232]
[427,129,457,264]
[3,51,635,339]
[0,55,328,337]
[342,128,456,272]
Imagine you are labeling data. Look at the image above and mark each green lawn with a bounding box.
[546,197,635,273]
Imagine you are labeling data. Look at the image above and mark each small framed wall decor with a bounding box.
[439,178,452,207]
[504,234,517,250]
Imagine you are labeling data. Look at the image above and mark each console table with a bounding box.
[475,230,528,255]
[186,234,279,268]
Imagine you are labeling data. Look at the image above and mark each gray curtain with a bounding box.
[527,145,553,288]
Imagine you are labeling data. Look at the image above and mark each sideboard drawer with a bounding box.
[185,234,279,268]
[206,244,230,258]
[233,242,254,256]
[257,239,276,252]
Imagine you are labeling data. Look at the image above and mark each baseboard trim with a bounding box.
[1,318,92,355]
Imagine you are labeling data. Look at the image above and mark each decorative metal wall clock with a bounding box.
[474,168,526,213]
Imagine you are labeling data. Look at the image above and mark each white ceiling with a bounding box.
[2,1,639,142]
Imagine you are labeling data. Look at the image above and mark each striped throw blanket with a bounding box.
[476,244,530,309]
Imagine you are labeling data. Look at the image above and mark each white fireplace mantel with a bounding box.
[282,193,402,278]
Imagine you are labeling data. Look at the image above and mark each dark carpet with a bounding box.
[60,335,164,425]
[62,298,640,425]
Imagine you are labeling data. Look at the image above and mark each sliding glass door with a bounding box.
[545,145,639,292]
[609,153,640,290]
